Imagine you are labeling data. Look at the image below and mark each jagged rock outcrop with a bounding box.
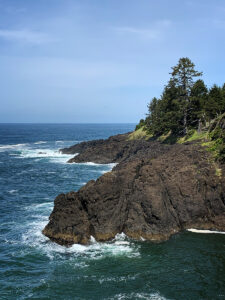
[43,138,225,245]
[60,133,129,164]
[61,133,161,164]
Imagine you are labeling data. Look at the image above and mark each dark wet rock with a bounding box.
[43,137,225,245]
[61,133,160,164]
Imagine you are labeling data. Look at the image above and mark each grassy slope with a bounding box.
[131,113,225,164]
[177,113,225,163]
[128,127,152,140]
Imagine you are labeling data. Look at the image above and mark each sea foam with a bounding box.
[187,229,225,234]
[18,148,74,164]
[34,141,46,144]
[21,207,140,261]
[75,162,117,167]
[0,143,27,151]
[106,292,169,300]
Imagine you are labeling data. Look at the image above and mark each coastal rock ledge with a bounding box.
[43,135,225,245]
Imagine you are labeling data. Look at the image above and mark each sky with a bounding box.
[0,0,225,123]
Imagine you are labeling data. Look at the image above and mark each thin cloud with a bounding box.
[0,29,56,44]
[114,20,172,40]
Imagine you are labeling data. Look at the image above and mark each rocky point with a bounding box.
[42,133,225,245]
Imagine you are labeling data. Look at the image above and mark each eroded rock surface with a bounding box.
[61,133,162,164]
[43,138,225,245]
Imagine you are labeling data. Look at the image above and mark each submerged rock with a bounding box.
[43,137,225,245]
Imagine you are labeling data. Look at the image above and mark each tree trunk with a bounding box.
[183,108,188,135]
[197,118,202,133]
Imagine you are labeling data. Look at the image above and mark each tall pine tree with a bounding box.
[170,58,202,134]
[189,79,208,132]
[206,85,224,119]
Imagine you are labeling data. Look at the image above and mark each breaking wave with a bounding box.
[106,293,169,300]
[187,229,225,234]
[21,200,140,261]
[34,141,47,144]
[18,148,74,163]
[74,162,117,167]
[0,143,27,151]
[22,218,140,260]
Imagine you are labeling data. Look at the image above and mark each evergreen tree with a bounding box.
[146,80,182,135]
[143,58,224,142]
[221,83,225,113]
[206,85,223,119]
[146,97,162,135]
[170,57,202,134]
[222,83,225,95]
[189,79,208,131]
[160,79,183,134]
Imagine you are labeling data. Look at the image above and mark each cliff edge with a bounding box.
[43,136,225,245]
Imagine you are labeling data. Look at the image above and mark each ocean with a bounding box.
[0,123,225,300]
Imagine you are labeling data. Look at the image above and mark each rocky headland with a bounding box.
[42,133,225,245]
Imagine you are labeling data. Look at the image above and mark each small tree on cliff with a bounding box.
[170,57,202,134]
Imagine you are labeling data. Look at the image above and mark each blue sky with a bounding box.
[0,0,225,123]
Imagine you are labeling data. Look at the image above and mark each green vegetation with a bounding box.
[177,130,208,144]
[128,127,152,140]
[215,167,222,178]
[135,119,146,130]
[136,58,225,162]
[208,113,225,161]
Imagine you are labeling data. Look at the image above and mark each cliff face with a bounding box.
[43,136,225,245]
[60,133,164,164]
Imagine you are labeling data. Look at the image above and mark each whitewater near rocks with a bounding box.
[43,133,225,245]
[1,124,225,300]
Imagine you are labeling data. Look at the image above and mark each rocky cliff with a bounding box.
[61,133,159,164]
[43,134,225,246]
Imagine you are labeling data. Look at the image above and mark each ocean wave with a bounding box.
[100,170,110,174]
[106,292,169,300]
[3,238,19,245]
[0,143,27,151]
[34,141,46,144]
[187,229,225,234]
[55,140,64,143]
[98,274,138,284]
[25,202,53,212]
[18,148,74,163]
[55,140,80,144]
[79,162,117,167]
[21,216,140,260]
[8,189,18,194]
[74,162,117,170]
[0,142,75,164]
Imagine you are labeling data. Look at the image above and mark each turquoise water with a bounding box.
[0,124,225,300]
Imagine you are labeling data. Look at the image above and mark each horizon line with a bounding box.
[0,122,137,125]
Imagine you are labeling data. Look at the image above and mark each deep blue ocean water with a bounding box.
[0,123,225,300]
